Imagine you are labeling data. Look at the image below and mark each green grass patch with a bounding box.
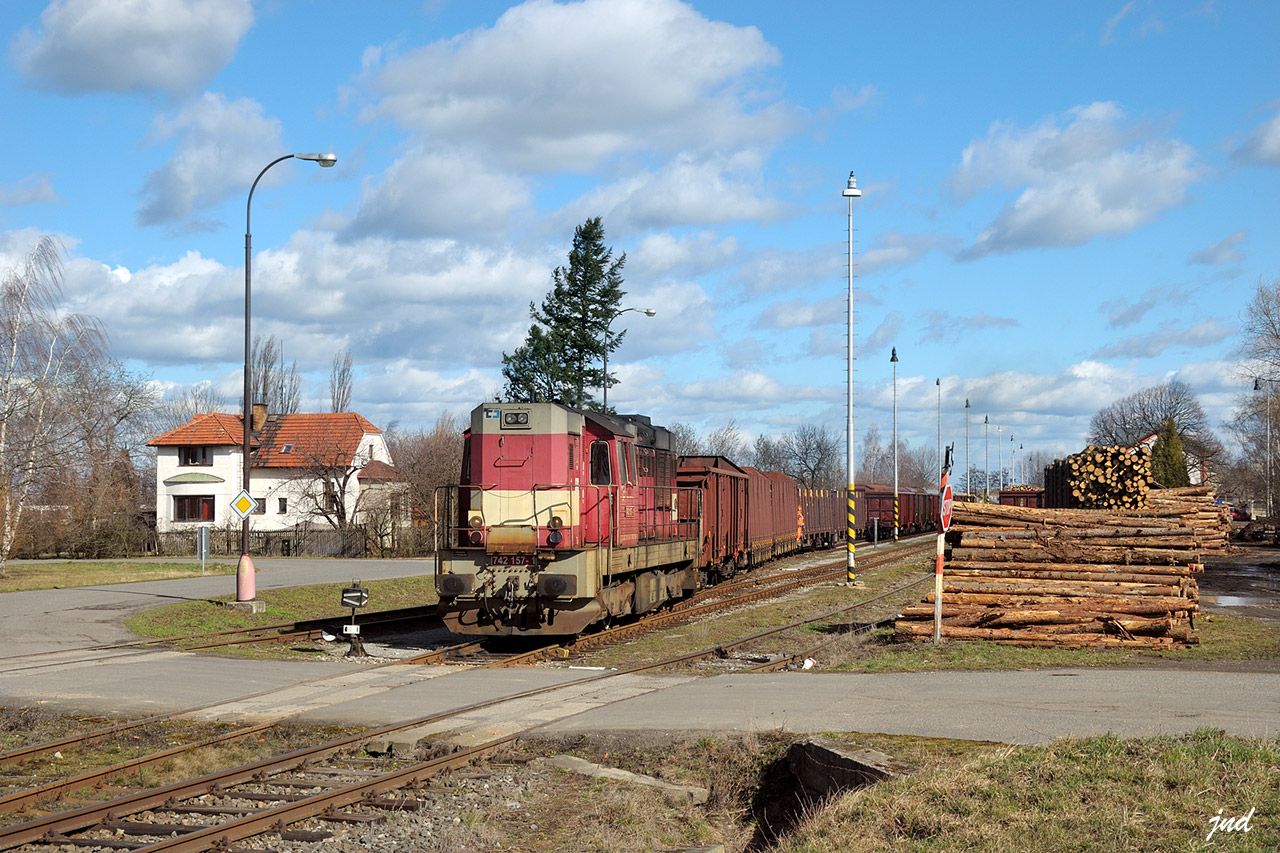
[0,560,234,593]
[125,575,439,657]
[836,612,1280,673]
[779,729,1280,851]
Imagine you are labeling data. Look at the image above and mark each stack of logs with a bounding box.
[894,493,1225,648]
[1064,444,1152,509]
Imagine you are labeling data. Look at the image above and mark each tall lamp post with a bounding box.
[842,172,862,585]
[935,378,941,480]
[602,307,655,409]
[1019,442,1024,485]
[1257,378,1273,518]
[239,152,337,603]
[983,414,990,502]
[1009,434,1016,486]
[964,398,971,495]
[891,346,899,541]
[996,425,1003,495]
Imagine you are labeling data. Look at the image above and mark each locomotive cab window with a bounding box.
[589,440,611,485]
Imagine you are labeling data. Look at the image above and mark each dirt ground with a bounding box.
[1200,544,1280,624]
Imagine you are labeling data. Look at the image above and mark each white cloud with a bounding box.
[1100,2,1136,44]
[865,313,903,353]
[563,151,786,230]
[920,310,1017,344]
[13,0,252,96]
[363,0,788,171]
[1187,229,1246,266]
[629,231,738,279]
[1093,318,1235,359]
[954,102,1198,257]
[1100,285,1183,328]
[0,174,59,206]
[754,296,845,330]
[345,148,533,240]
[137,94,285,228]
[1234,109,1280,166]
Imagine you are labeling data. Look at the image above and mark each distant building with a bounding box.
[147,405,407,534]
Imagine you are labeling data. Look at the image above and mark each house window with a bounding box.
[178,446,212,466]
[252,497,265,515]
[278,497,288,514]
[174,495,214,522]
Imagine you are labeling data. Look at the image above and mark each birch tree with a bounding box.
[0,237,106,573]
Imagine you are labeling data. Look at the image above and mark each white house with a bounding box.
[148,405,406,534]
[1130,431,1209,486]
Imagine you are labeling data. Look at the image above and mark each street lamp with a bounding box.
[602,307,655,409]
[1019,442,1024,485]
[1009,434,1016,486]
[935,377,941,481]
[843,172,862,585]
[964,398,971,495]
[997,424,1003,495]
[890,346,899,541]
[983,414,990,503]
[239,152,337,603]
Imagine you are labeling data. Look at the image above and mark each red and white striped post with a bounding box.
[936,444,954,645]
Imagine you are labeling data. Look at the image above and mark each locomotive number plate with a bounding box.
[488,555,533,566]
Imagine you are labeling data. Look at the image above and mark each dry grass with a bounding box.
[0,560,233,592]
[777,729,1280,852]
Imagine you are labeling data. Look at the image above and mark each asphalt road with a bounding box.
[0,556,433,657]
[0,558,1277,746]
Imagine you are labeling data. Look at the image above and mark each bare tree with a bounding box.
[250,334,301,414]
[385,412,465,530]
[780,424,841,488]
[667,421,702,457]
[706,419,747,460]
[750,433,786,471]
[1242,278,1280,379]
[155,381,228,432]
[0,237,108,572]
[329,349,352,413]
[1088,379,1223,465]
[857,424,891,484]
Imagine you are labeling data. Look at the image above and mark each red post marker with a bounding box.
[935,446,954,645]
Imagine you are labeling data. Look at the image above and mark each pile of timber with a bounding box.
[1146,486,1232,554]
[894,499,1213,649]
[1064,444,1152,509]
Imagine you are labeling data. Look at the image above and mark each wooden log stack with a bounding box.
[1064,444,1152,510]
[893,497,1219,649]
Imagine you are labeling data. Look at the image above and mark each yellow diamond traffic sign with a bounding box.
[229,490,258,519]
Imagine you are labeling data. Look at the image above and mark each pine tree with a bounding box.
[501,217,625,407]
[1151,417,1191,487]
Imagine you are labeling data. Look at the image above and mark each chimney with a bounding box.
[251,402,268,432]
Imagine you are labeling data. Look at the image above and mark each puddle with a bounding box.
[1211,595,1271,608]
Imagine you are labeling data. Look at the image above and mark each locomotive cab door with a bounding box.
[614,439,640,548]
[584,439,613,545]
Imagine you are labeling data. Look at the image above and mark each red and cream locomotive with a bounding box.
[433,401,933,637]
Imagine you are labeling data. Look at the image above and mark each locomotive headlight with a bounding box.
[469,515,484,529]
[547,529,563,546]
[468,530,484,545]
[548,515,564,530]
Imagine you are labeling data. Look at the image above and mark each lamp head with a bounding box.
[965,398,970,408]
[890,347,898,363]
[296,152,338,167]
[842,171,862,198]
[643,308,657,317]
[1256,378,1263,391]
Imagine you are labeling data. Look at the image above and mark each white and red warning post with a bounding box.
[935,444,955,644]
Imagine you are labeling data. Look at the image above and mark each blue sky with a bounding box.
[1,0,1277,460]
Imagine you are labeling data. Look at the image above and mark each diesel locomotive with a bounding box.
[433,401,936,637]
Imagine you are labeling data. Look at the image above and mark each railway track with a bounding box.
[0,554,933,852]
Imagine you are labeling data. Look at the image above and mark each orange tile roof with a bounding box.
[148,411,384,470]
[253,412,382,468]
[357,459,401,481]
[147,413,245,447]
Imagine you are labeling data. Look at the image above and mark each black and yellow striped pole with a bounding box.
[843,172,862,586]
[891,346,899,541]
